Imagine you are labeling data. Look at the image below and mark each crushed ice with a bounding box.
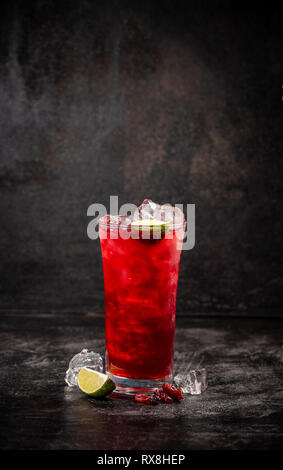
[174,368,208,395]
[65,349,103,387]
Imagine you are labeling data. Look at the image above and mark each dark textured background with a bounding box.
[0,0,282,315]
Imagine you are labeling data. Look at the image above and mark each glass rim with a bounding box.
[98,217,185,230]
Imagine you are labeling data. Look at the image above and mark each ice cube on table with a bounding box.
[133,199,185,227]
[174,368,208,395]
[65,349,103,387]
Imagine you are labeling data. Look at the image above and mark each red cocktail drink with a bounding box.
[99,204,185,395]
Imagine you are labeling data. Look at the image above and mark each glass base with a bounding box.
[107,372,173,397]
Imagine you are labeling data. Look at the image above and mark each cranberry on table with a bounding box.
[154,388,174,403]
[162,383,184,401]
[134,383,183,405]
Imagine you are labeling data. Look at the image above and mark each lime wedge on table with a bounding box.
[77,368,116,397]
[131,219,171,238]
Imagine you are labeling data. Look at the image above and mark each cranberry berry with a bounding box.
[162,383,184,401]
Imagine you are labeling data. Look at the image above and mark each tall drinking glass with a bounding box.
[99,210,185,396]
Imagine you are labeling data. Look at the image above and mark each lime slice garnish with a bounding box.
[131,219,171,238]
[77,368,116,397]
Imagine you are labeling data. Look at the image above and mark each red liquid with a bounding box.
[99,223,184,380]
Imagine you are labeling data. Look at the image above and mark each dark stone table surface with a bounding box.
[1,311,283,450]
